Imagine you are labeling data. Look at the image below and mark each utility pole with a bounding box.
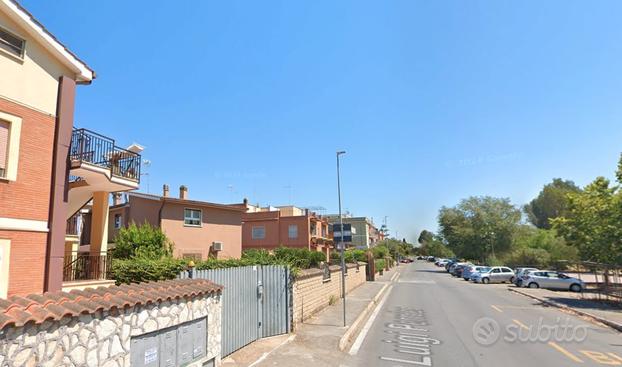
[336,150,346,327]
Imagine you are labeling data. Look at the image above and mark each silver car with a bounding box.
[521,271,585,292]
[514,268,539,287]
[472,266,515,284]
[463,265,488,281]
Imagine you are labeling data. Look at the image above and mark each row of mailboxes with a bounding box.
[130,317,210,367]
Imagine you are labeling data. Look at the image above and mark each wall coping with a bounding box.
[0,279,222,330]
[296,262,366,280]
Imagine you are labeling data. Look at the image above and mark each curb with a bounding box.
[338,269,399,351]
[508,288,622,333]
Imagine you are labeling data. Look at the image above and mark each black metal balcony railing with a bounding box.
[70,128,141,182]
[63,252,111,282]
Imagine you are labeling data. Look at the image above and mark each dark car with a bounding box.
[451,263,471,277]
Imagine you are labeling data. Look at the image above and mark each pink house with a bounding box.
[241,205,333,260]
[108,185,244,260]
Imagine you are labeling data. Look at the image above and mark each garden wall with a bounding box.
[292,262,366,329]
[0,279,222,367]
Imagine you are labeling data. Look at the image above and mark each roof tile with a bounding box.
[0,279,222,329]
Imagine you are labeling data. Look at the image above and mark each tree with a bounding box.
[509,225,578,265]
[524,178,581,229]
[418,230,435,245]
[114,222,174,260]
[377,238,414,258]
[552,175,622,264]
[420,239,455,258]
[438,196,521,262]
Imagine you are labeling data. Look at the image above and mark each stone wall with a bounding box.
[0,294,222,367]
[292,262,367,328]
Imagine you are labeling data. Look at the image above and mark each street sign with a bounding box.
[332,223,352,243]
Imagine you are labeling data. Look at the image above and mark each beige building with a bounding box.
[108,185,245,260]
[325,214,381,249]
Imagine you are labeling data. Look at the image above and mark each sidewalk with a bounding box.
[223,266,401,367]
[509,287,622,332]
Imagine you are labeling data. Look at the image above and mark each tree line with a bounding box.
[417,154,622,266]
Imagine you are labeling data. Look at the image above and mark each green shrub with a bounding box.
[111,257,186,285]
[273,247,326,268]
[241,249,276,264]
[372,245,389,259]
[113,222,173,260]
[503,247,551,268]
[375,258,386,272]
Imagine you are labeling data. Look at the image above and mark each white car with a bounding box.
[521,271,585,292]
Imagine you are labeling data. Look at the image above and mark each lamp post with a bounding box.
[336,150,346,327]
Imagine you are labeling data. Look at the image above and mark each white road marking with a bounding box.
[348,284,394,355]
[247,334,296,367]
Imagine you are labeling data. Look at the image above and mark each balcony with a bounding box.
[70,128,141,182]
[63,252,111,282]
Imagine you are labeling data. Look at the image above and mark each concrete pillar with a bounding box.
[89,191,110,255]
[44,76,76,292]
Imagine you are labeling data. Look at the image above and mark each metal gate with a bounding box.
[179,265,291,357]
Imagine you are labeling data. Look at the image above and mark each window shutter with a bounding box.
[0,120,9,171]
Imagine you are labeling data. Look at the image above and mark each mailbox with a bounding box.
[130,317,207,367]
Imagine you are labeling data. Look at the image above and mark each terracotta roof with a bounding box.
[0,279,222,330]
[129,192,247,212]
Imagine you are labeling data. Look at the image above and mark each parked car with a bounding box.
[471,266,515,284]
[469,266,492,281]
[445,260,459,272]
[463,265,488,281]
[453,264,468,277]
[521,271,585,292]
[450,263,471,277]
[514,268,539,287]
[427,256,437,262]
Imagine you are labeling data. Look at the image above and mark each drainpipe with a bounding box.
[158,197,166,227]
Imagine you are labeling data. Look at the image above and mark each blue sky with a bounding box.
[25,1,622,242]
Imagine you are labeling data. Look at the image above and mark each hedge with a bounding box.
[111,247,330,285]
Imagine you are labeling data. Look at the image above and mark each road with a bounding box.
[344,261,622,367]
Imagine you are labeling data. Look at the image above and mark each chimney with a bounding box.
[112,193,123,206]
[179,185,188,200]
[163,184,169,197]
[243,198,248,205]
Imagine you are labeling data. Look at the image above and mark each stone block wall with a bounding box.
[0,294,222,367]
[292,262,366,328]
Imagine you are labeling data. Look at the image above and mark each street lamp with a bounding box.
[336,150,346,327]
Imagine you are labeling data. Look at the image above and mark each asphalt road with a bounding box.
[344,261,622,367]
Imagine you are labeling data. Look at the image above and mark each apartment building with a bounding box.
[108,185,244,260]
[325,214,381,249]
[242,205,333,259]
[0,0,141,296]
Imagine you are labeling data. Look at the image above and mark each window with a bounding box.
[184,208,201,226]
[501,268,512,273]
[0,27,25,58]
[288,224,298,239]
[0,112,21,181]
[114,214,122,229]
[491,268,500,273]
[0,120,8,178]
[252,226,265,239]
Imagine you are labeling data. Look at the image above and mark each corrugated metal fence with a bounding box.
[179,265,291,357]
